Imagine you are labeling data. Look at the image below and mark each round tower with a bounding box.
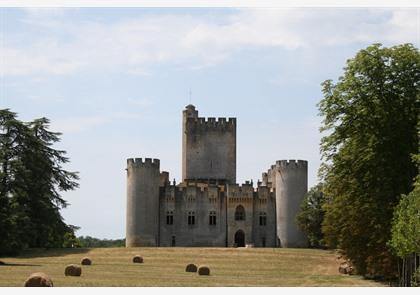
[126,158,160,247]
[275,160,308,248]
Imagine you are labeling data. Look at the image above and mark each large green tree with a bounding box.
[0,109,79,254]
[318,43,419,279]
[389,154,420,286]
[296,183,326,248]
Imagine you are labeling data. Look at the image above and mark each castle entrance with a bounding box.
[234,230,245,247]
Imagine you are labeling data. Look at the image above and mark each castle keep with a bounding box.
[126,105,308,248]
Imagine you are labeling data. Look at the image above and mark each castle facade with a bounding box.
[126,105,308,248]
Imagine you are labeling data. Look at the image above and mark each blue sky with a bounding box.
[1,7,419,239]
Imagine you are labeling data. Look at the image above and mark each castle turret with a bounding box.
[182,104,236,183]
[126,158,160,247]
[275,160,308,248]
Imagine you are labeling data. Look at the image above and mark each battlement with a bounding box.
[227,183,255,193]
[127,157,160,169]
[275,159,307,168]
[190,116,236,130]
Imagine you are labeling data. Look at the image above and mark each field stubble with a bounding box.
[0,247,385,287]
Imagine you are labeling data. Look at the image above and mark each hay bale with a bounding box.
[198,266,210,276]
[24,272,53,287]
[338,262,354,275]
[132,255,143,263]
[185,263,197,272]
[81,257,92,265]
[65,264,82,276]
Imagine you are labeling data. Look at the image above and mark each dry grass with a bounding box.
[0,247,385,287]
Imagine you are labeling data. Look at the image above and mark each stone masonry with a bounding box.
[126,105,308,248]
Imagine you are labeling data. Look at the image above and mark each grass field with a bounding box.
[0,247,385,287]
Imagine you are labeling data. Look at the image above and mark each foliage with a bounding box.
[78,236,126,248]
[63,228,82,248]
[0,109,79,255]
[318,43,420,279]
[296,183,326,248]
[389,154,420,286]
[389,158,420,257]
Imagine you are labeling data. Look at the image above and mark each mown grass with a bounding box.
[0,247,385,287]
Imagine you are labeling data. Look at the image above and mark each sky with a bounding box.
[1,7,419,239]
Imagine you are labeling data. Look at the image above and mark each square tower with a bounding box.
[182,105,236,183]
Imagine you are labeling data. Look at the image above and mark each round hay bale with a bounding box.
[81,257,92,265]
[24,272,53,287]
[132,256,143,263]
[198,266,210,276]
[338,263,348,274]
[338,262,353,275]
[185,263,197,272]
[64,264,82,276]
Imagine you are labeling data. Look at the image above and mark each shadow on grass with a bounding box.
[0,262,42,267]
[17,248,91,258]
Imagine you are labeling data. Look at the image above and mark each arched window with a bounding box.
[235,205,245,221]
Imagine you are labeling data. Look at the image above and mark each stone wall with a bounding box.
[159,182,227,247]
[182,105,236,183]
[126,158,160,247]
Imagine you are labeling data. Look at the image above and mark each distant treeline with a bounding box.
[77,236,125,248]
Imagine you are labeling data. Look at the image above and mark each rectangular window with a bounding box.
[259,212,267,226]
[188,211,195,225]
[166,211,174,225]
[209,211,216,225]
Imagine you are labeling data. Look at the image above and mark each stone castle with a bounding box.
[126,105,308,248]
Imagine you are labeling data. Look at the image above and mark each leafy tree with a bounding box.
[0,109,79,255]
[63,228,82,248]
[389,154,420,286]
[318,44,419,279]
[296,183,326,248]
[0,110,26,254]
[78,236,126,248]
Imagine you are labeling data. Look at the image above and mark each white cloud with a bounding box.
[2,8,418,77]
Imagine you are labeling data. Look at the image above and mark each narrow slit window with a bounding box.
[166,211,174,225]
[259,212,267,226]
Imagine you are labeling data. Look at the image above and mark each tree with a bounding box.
[389,154,420,286]
[63,227,82,248]
[318,43,419,279]
[77,236,126,248]
[0,109,79,254]
[296,183,326,248]
[0,109,26,254]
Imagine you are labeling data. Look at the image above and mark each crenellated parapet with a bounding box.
[127,157,160,169]
[187,116,236,132]
[126,157,161,247]
[182,104,236,184]
[275,159,308,169]
[227,183,255,202]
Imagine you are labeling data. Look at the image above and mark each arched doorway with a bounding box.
[234,230,245,247]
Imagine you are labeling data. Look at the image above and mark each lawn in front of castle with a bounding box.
[0,247,384,287]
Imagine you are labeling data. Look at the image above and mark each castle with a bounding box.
[126,105,308,248]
